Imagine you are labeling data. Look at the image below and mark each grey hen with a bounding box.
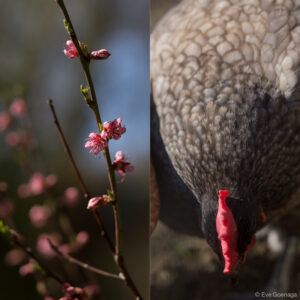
[151,0,300,274]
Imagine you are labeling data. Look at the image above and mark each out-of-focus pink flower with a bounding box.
[90,49,110,60]
[84,284,101,297]
[45,174,58,188]
[5,249,26,266]
[0,181,8,192]
[29,205,51,228]
[76,231,89,245]
[64,187,80,207]
[112,151,134,181]
[64,40,81,58]
[102,118,126,140]
[0,112,12,132]
[19,262,35,276]
[59,244,72,255]
[29,172,47,195]
[85,132,107,155]
[5,131,22,147]
[44,297,55,300]
[87,195,110,210]
[18,184,31,198]
[0,198,14,218]
[9,98,26,117]
[36,234,57,259]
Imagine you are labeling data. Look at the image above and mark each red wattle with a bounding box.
[260,206,266,223]
[216,190,240,274]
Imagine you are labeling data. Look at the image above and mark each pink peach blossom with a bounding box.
[102,118,126,140]
[85,132,107,155]
[112,151,134,181]
[64,40,81,58]
[64,187,80,207]
[45,174,58,187]
[29,205,51,228]
[76,231,89,245]
[9,98,26,117]
[0,112,12,131]
[29,172,47,195]
[5,249,26,266]
[19,262,35,276]
[90,49,110,60]
[87,195,110,210]
[36,234,57,259]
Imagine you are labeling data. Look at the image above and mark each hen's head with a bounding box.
[201,189,265,274]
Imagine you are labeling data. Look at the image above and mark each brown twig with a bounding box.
[47,99,115,254]
[6,226,64,284]
[53,1,143,298]
[48,238,123,280]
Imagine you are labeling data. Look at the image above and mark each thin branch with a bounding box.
[48,239,123,280]
[53,1,143,298]
[47,99,115,254]
[55,0,122,258]
[6,226,64,284]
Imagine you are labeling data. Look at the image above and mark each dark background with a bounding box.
[0,0,149,299]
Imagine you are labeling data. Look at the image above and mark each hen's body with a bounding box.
[151,0,300,269]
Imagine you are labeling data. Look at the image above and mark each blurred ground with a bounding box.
[151,222,300,300]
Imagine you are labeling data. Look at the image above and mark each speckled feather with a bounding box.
[151,0,300,224]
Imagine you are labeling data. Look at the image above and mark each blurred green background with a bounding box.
[0,0,149,299]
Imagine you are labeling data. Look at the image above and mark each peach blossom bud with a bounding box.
[87,195,110,210]
[90,49,110,60]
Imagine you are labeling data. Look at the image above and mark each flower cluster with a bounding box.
[64,40,110,61]
[18,172,57,198]
[85,118,126,155]
[0,98,27,133]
